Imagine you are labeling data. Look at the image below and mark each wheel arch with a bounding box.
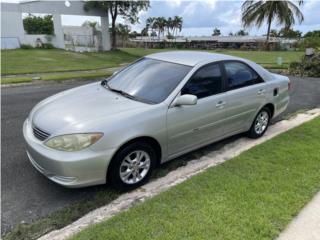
[262,103,275,118]
[106,136,162,181]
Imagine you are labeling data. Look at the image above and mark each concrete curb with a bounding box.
[1,66,120,88]
[277,191,320,240]
[39,108,320,240]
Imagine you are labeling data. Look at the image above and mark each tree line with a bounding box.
[23,1,319,50]
[142,16,183,39]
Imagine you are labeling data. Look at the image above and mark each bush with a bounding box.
[20,44,33,49]
[289,53,320,77]
[42,43,55,49]
[239,44,248,50]
[23,15,54,35]
[297,37,320,51]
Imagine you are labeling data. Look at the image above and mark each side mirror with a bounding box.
[173,94,197,106]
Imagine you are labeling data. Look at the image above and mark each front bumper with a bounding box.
[23,119,116,188]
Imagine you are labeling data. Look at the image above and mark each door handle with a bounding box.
[257,89,266,95]
[216,100,226,109]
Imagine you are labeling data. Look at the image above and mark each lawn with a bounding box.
[1,48,304,84]
[1,69,113,84]
[1,48,303,76]
[1,49,138,75]
[71,117,320,240]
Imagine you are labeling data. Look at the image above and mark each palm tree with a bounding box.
[173,16,183,39]
[269,29,279,37]
[116,24,131,47]
[146,17,155,38]
[155,17,167,40]
[141,27,148,37]
[82,21,99,46]
[166,17,173,37]
[241,0,304,42]
[212,27,221,36]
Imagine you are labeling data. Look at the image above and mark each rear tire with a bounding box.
[248,107,271,139]
[107,141,156,190]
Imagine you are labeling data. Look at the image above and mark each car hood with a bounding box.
[31,82,148,134]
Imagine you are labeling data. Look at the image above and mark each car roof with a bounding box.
[146,50,274,82]
[146,51,241,66]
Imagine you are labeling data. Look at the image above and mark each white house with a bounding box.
[1,0,111,51]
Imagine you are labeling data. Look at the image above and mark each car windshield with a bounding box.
[106,58,192,104]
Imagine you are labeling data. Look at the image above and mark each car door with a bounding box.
[166,62,228,158]
[222,61,267,134]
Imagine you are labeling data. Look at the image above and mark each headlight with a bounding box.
[44,133,103,152]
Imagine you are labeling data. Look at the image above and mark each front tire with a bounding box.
[107,141,156,190]
[248,107,271,139]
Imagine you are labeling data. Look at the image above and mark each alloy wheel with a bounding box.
[254,111,269,135]
[119,150,151,184]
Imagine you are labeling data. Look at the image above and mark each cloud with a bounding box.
[165,0,183,8]
[132,0,320,36]
[182,2,198,16]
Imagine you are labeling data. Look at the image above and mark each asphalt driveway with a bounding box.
[1,76,320,234]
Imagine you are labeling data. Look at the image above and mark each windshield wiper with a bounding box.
[102,81,138,100]
[101,79,154,104]
[101,78,109,86]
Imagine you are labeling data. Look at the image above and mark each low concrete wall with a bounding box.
[24,34,58,47]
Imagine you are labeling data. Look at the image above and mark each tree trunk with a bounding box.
[111,17,117,50]
[266,18,272,43]
[110,4,118,50]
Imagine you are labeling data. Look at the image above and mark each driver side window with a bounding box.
[181,63,222,99]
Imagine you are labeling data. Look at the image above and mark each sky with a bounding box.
[2,0,320,36]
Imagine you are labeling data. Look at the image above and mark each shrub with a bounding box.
[297,37,320,51]
[239,44,248,50]
[289,53,320,77]
[23,15,54,35]
[20,44,33,49]
[43,43,55,49]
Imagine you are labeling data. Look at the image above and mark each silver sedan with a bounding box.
[23,51,290,189]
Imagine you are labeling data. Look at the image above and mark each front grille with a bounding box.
[33,125,50,141]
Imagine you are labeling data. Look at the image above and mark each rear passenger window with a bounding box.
[224,62,263,90]
[181,63,222,99]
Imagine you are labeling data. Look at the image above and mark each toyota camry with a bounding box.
[23,51,290,189]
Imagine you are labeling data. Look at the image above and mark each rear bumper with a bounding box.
[23,119,116,188]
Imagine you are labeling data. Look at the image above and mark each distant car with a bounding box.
[23,51,290,189]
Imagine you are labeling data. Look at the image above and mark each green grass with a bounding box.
[71,117,320,240]
[1,49,137,75]
[1,76,33,84]
[122,48,304,69]
[1,70,113,84]
[1,48,303,84]
[1,48,303,76]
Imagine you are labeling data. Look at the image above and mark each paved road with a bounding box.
[1,76,320,234]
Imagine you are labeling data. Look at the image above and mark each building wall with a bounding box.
[1,3,25,49]
[63,26,94,37]
[1,2,110,51]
